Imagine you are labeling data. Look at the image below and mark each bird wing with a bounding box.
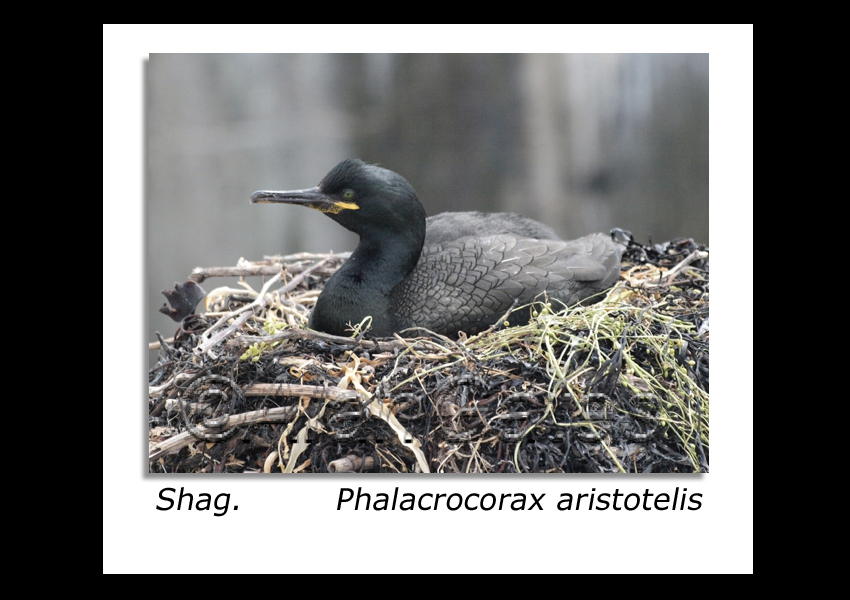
[425,211,561,245]
[392,232,623,336]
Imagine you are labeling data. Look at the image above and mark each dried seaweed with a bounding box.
[149,233,709,473]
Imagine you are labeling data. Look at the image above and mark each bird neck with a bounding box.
[309,221,425,336]
[344,225,424,293]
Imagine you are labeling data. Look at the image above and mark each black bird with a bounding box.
[252,159,623,338]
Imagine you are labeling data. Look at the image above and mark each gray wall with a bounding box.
[147,54,708,359]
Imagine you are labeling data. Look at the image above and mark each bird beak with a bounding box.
[250,187,359,214]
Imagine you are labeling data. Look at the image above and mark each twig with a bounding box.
[328,455,376,472]
[190,264,282,283]
[189,252,350,283]
[242,383,364,399]
[195,272,282,356]
[230,328,410,351]
[653,250,709,286]
[275,257,333,296]
[196,311,253,358]
[149,405,295,462]
[149,384,366,462]
[196,257,332,356]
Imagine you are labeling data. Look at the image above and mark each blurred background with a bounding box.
[147,53,708,361]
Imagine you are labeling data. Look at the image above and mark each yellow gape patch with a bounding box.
[317,201,359,214]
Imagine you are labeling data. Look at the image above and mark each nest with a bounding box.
[149,234,709,473]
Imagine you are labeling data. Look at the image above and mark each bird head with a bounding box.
[251,159,426,245]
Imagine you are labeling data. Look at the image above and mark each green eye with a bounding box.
[343,189,355,200]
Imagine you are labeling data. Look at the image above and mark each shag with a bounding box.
[252,159,623,338]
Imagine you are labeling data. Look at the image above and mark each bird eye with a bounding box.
[343,189,355,200]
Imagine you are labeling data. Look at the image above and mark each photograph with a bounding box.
[147,53,709,474]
